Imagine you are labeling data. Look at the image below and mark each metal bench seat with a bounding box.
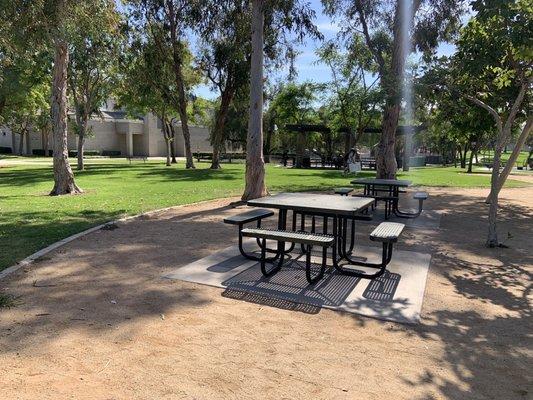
[395,191,429,219]
[334,187,354,196]
[241,228,334,246]
[413,191,428,200]
[337,221,406,279]
[241,228,334,284]
[223,208,274,225]
[370,222,405,243]
[224,208,275,262]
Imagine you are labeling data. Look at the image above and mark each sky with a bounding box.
[193,0,460,100]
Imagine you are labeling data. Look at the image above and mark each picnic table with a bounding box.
[246,193,397,278]
[225,192,406,283]
[351,178,412,218]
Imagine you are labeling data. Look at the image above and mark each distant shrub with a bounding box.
[32,149,53,156]
[102,150,121,157]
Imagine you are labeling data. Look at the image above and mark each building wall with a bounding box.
[174,125,212,156]
[0,113,212,157]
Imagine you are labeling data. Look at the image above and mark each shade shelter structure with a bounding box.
[285,124,333,168]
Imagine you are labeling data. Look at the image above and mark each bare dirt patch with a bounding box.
[1,189,531,399]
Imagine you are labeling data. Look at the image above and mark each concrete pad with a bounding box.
[164,240,431,324]
[361,209,442,229]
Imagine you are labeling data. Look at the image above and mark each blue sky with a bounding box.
[194,0,459,99]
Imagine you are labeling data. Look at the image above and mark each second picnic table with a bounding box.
[350,178,412,219]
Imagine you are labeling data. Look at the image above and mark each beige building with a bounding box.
[0,109,213,157]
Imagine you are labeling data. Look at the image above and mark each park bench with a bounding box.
[241,220,405,282]
[334,187,354,196]
[357,221,406,278]
[127,156,147,163]
[241,228,335,284]
[223,208,275,261]
[392,191,429,218]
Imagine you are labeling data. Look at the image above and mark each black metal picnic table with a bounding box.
[351,178,412,218]
[247,193,375,276]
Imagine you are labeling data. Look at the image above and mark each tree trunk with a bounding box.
[170,124,177,164]
[165,137,172,166]
[489,117,532,196]
[460,144,467,169]
[210,88,234,169]
[18,132,24,155]
[76,120,87,171]
[50,38,81,195]
[162,119,172,166]
[11,132,16,154]
[376,104,400,178]
[486,147,502,247]
[376,1,412,179]
[467,143,476,173]
[242,0,267,200]
[167,2,195,169]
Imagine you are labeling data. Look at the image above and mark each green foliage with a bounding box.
[269,82,322,152]
[0,293,17,308]
[454,0,532,112]
[2,80,51,142]
[316,37,383,147]
[117,24,199,121]
[67,0,122,134]
[322,0,466,99]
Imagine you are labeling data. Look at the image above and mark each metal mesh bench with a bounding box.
[224,209,275,261]
[223,208,274,225]
[395,191,429,219]
[338,221,405,279]
[334,187,353,196]
[241,228,334,284]
[370,222,405,243]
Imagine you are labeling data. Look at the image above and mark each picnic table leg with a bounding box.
[300,213,307,254]
[238,229,280,263]
[305,245,326,284]
[259,238,283,277]
[332,217,392,279]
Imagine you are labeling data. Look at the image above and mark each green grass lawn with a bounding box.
[0,157,528,271]
[477,150,530,165]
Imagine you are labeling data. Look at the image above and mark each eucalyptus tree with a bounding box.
[452,0,532,247]
[323,0,466,179]
[67,1,121,170]
[242,0,321,200]
[196,1,251,169]
[117,28,198,166]
[317,37,382,156]
[1,0,117,194]
[126,0,199,169]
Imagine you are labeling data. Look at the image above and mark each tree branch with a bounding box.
[465,95,503,134]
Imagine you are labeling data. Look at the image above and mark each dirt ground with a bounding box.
[1,181,532,400]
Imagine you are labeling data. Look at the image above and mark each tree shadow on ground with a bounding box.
[0,204,240,354]
[357,191,532,399]
[0,191,531,399]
